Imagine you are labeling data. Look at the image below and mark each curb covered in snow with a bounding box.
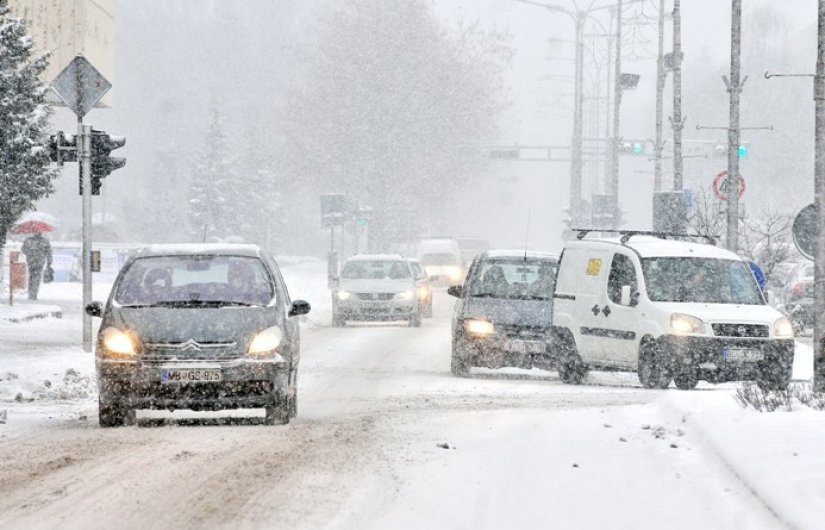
[0,304,63,323]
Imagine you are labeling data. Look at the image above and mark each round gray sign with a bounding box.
[792,203,817,261]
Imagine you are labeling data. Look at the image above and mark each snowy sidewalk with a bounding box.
[0,300,62,323]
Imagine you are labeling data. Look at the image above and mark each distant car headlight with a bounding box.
[248,325,283,355]
[337,290,352,301]
[774,317,794,338]
[101,327,137,356]
[417,286,430,300]
[395,290,415,301]
[670,313,705,335]
[464,318,495,336]
[448,267,463,282]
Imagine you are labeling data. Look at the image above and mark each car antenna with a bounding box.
[523,210,531,261]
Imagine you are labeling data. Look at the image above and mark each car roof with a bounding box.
[344,254,406,262]
[482,249,560,260]
[567,236,739,260]
[133,243,264,258]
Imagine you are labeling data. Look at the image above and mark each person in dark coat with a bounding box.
[21,231,52,301]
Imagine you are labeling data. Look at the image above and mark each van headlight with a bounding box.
[464,318,495,336]
[774,317,794,338]
[101,327,137,356]
[670,313,705,335]
[395,290,415,301]
[337,290,352,301]
[417,286,430,300]
[249,325,283,355]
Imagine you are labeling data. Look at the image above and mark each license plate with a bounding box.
[506,340,545,354]
[723,348,763,362]
[161,368,222,383]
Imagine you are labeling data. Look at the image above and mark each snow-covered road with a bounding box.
[0,263,822,529]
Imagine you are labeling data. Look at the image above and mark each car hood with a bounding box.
[103,306,278,345]
[338,279,415,293]
[653,301,782,324]
[463,297,553,327]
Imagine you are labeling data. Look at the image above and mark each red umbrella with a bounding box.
[12,219,54,234]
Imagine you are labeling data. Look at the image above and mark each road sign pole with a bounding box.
[726,0,743,252]
[814,0,825,392]
[81,122,93,352]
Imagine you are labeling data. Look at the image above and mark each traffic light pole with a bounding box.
[725,0,743,252]
[814,0,825,392]
[80,122,93,352]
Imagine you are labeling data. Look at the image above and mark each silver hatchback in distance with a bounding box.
[85,244,310,427]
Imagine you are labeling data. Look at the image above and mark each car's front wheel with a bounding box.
[264,397,290,425]
[638,340,671,389]
[451,335,471,377]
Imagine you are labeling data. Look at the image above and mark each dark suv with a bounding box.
[86,244,310,427]
[448,250,559,376]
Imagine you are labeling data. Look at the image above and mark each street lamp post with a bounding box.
[608,0,623,227]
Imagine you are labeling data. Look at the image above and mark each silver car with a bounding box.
[332,254,422,327]
[85,244,310,427]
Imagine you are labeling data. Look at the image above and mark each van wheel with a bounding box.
[638,340,671,389]
[556,335,588,385]
[673,367,699,390]
[451,336,471,377]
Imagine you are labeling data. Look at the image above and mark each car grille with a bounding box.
[355,293,394,301]
[711,324,769,338]
[140,340,242,363]
[497,324,549,340]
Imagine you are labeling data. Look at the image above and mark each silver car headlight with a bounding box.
[248,325,283,355]
[670,313,706,335]
[464,318,495,336]
[337,290,352,301]
[395,290,415,301]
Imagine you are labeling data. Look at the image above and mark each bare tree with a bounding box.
[739,209,798,285]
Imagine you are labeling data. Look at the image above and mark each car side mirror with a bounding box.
[620,286,632,307]
[289,300,311,317]
[85,301,103,318]
[447,285,463,298]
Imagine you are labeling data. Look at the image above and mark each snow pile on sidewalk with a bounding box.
[0,303,62,323]
[0,367,96,403]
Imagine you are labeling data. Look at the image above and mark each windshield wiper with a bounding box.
[152,300,253,307]
[471,292,500,298]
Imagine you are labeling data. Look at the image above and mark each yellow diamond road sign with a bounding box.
[49,56,111,118]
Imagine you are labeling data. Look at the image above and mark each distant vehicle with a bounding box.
[417,238,463,286]
[781,261,814,333]
[448,250,559,377]
[457,238,490,269]
[332,254,422,327]
[407,258,433,318]
[551,232,794,391]
[85,244,311,427]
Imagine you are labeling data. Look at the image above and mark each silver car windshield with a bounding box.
[341,260,411,280]
[641,257,763,305]
[469,259,557,300]
[114,255,275,306]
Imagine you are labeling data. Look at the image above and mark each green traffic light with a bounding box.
[632,143,643,154]
[737,145,747,158]
[356,218,368,226]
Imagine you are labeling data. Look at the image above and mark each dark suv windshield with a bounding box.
[114,255,274,306]
[468,259,557,300]
[641,257,763,305]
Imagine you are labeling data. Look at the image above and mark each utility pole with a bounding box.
[571,13,586,227]
[814,0,825,392]
[80,123,92,351]
[726,0,743,252]
[653,0,666,192]
[672,0,684,190]
[609,0,623,227]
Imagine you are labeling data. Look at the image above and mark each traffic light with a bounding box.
[48,131,78,165]
[712,143,748,158]
[619,141,646,156]
[90,129,126,195]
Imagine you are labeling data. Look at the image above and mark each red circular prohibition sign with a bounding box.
[712,170,746,201]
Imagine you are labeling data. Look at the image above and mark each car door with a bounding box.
[599,252,641,368]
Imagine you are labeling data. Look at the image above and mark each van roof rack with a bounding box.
[571,229,717,246]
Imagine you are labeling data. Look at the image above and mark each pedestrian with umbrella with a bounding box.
[15,214,54,301]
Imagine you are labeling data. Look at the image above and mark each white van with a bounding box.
[417,238,463,286]
[551,232,795,390]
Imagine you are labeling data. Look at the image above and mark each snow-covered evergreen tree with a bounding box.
[186,107,236,241]
[0,8,57,254]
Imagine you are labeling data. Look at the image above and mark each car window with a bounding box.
[420,253,458,266]
[607,253,638,306]
[341,260,411,280]
[114,255,274,306]
[468,259,557,300]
